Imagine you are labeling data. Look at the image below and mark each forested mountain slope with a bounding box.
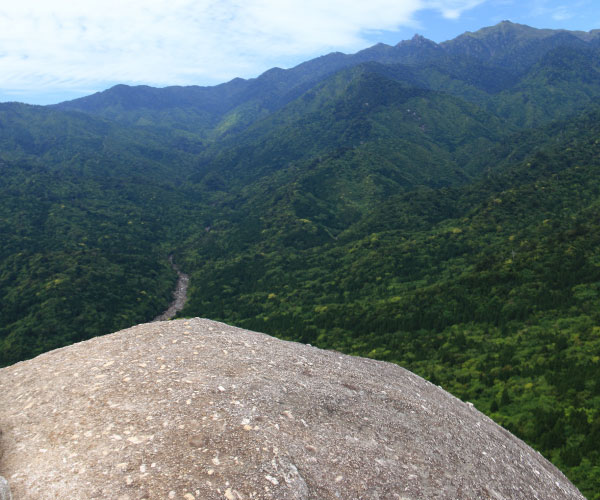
[192,66,510,190]
[1,20,600,498]
[0,103,203,363]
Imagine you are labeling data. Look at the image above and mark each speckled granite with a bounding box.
[0,318,585,500]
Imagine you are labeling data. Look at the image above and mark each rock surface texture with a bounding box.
[0,476,11,500]
[0,318,585,500]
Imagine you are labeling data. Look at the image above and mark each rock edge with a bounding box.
[0,318,585,500]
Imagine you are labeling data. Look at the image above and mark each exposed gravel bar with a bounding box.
[153,258,189,322]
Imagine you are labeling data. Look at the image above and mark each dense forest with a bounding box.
[1,21,600,498]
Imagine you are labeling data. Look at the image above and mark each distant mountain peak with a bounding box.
[452,20,548,41]
[457,19,598,42]
[440,20,597,71]
[397,33,439,48]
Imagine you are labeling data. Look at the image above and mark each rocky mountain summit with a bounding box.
[0,319,585,499]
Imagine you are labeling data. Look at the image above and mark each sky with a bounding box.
[1,0,598,105]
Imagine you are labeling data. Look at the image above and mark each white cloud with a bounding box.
[0,0,485,95]
[425,0,485,20]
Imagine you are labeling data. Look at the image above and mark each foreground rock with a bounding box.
[0,476,11,500]
[0,319,584,500]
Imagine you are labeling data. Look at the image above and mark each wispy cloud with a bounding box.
[0,0,484,96]
[426,0,485,20]
[529,0,589,23]
[551,8,574,21]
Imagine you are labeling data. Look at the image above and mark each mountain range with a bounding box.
[1,20,600,498]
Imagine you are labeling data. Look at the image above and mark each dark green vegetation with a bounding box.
[2,21,600,497]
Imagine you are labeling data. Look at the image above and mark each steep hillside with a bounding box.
[489,46,600,126]
[0,319,586,499]
[192,66,509,190]
[0,103,203,365]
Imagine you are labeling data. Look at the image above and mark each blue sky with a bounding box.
[1,0,598,105]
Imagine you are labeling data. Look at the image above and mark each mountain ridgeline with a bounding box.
[1,20,600,498]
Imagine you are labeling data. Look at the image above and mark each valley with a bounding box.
[1,20,599,498]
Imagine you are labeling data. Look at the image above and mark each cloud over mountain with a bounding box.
[0,0,483,97]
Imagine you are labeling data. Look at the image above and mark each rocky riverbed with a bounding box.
[153,258,189,322]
